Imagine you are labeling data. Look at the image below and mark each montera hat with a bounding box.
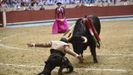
[56,2,62,5]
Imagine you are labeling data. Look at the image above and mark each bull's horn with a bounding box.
[82,36,88,43]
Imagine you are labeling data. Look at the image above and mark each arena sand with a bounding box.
[0,20,133,75]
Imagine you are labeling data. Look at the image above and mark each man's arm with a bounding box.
[64,45,78,57]
[64,45,83,63]
[27,42,52,48]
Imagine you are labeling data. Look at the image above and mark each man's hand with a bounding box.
[77,54,84,63]
[27,43,35,47]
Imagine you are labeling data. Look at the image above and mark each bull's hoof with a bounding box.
[94,60,98,63]
[77,55,84,63]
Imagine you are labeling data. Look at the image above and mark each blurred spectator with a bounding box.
[21,0,31,6]
[103,0,112,6]
[70,0,76,4]
[80,0,84,2]
[0,0,8,8]
[25,6,34,10]
[121,0,128,5]
[16,1,21,9]
[0,0,132,11]
[89,0,96,4]
[96,0,114,6]
[0,1,1,7]
[113,0,116,5]
[40,5,45,10]
[38,0,46,6]
[96,0,104,6]
[31,0,38,6]
[121,0,127,1]
[45,0,55,5]
[64,0,70,4]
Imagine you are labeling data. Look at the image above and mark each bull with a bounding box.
[68,15,101,63]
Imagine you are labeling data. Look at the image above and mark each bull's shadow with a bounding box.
[68,15,101,63]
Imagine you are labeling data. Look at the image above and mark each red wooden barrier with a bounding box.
[0,5,133,25]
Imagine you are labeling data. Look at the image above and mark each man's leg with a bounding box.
[58,56,73,75]
[38,54,62,75]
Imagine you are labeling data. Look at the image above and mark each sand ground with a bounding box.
[0,20,133,75]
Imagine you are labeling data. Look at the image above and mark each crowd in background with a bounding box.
[0,0,132,11]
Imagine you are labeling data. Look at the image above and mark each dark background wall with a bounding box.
[0,12,3,25]
[0,5,133,24]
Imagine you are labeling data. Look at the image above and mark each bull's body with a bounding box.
[69,15,101,63]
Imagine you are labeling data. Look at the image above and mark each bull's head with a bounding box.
[65,15,101,63]
[66,18,88,55]
[68,18,88,43]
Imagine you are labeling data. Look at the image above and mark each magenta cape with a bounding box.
[52,19,69,34]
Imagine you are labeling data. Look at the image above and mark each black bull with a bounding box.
[69,15,101,63]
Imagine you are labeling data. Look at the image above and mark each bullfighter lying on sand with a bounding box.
[27,38,83,75]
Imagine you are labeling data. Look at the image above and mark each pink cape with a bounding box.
[52,19,69,34]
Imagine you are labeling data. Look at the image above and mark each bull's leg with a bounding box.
[90,45,98,63]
